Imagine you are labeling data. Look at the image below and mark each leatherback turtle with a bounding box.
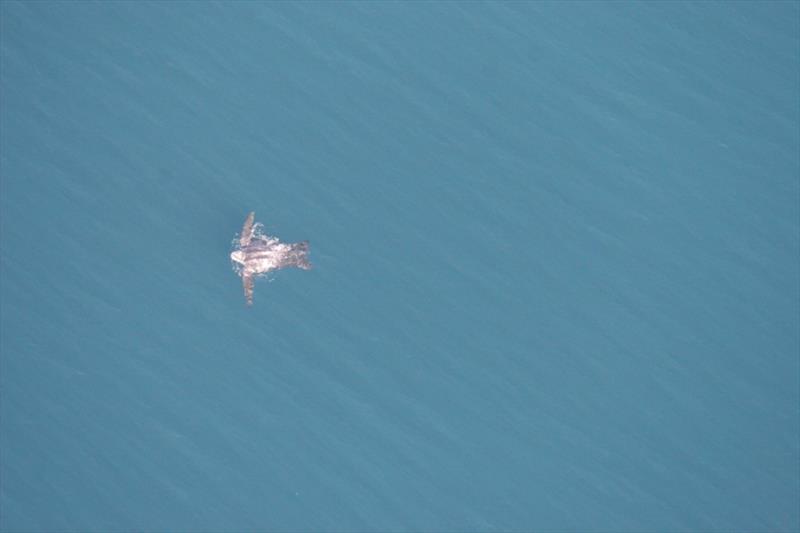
[230,212,311,305]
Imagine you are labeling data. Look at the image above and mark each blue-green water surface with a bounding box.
[1,2,798,531]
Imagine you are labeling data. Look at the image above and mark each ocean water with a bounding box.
[1,1,798,531]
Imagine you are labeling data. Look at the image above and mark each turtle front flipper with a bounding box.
[239,212,255,248]
[243,273,254,306]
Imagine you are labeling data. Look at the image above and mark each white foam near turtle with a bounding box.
[230,212,311,305]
